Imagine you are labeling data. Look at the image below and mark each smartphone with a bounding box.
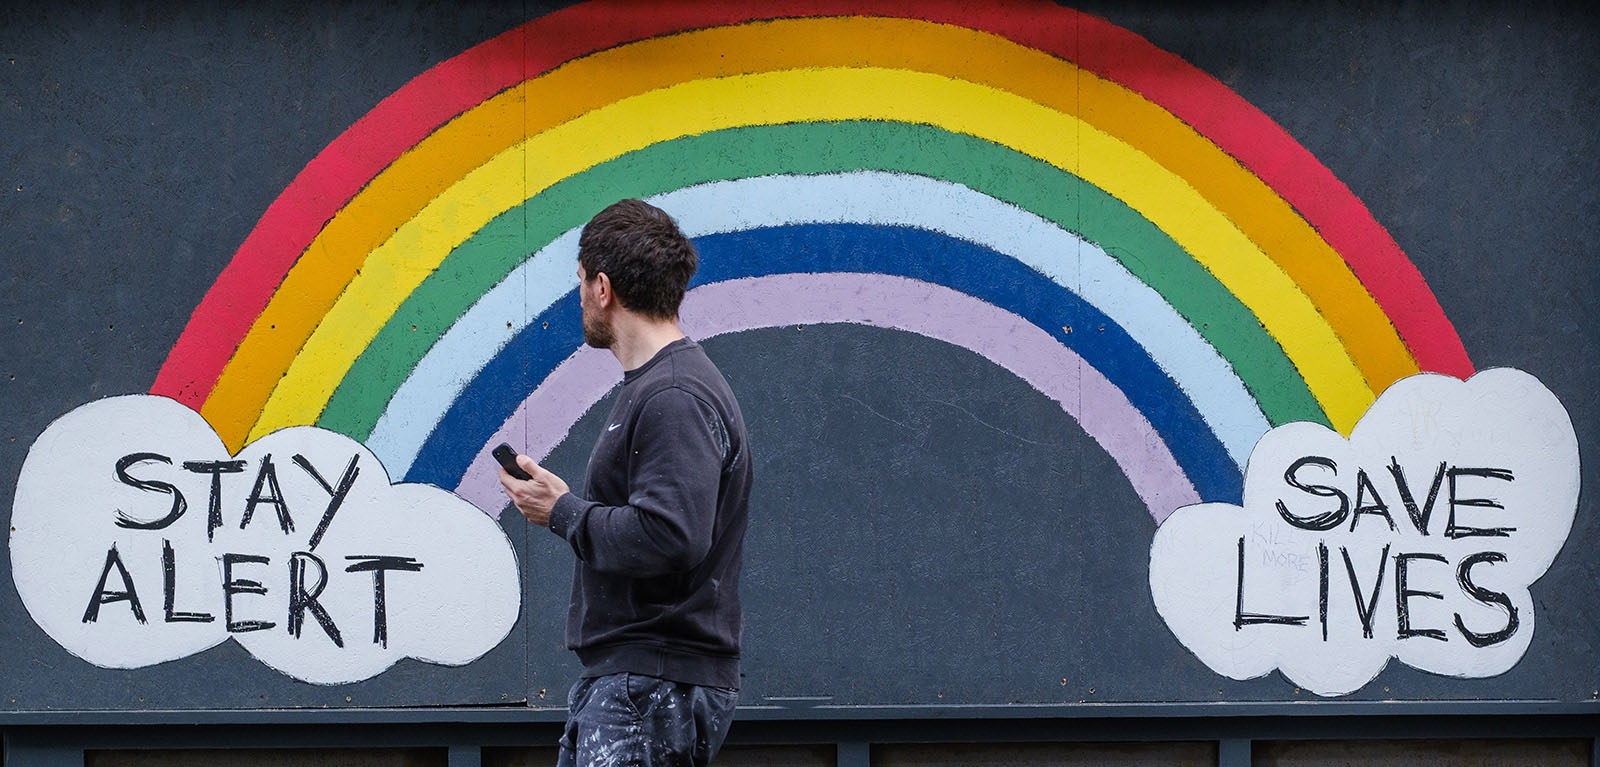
[492,443,532,480]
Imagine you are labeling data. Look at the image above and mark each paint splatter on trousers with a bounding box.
[558,672,738,767]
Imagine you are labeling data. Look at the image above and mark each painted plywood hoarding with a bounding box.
[2,0,1595,711]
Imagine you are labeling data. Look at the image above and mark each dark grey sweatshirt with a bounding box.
[547,338,751,689]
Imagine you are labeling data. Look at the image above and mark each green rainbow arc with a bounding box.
[319,120,1326,442]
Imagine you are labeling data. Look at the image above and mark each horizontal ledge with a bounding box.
[2,700,1598,727]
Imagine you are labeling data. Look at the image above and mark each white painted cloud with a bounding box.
[10,395,521,685]
[1149,369,1579,696]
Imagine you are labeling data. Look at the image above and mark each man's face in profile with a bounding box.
[578,265,615,349]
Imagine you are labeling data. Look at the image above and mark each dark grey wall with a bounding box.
[1101,0,1599,704]
[1,0,548,710]
[2,1,1596,713]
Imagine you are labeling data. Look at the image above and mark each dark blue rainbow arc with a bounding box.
[408,224,1241,503]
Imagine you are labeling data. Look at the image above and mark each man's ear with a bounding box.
[592,271,614,308]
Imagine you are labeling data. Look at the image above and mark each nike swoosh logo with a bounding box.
[607,423,622,432]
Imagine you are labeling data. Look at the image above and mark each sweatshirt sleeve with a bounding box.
[547,386,728,577]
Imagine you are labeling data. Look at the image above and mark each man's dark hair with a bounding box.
[578,199,698,320]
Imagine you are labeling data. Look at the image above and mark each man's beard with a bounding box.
[582,312,614,349]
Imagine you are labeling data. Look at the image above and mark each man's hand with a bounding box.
[499,454,570,527]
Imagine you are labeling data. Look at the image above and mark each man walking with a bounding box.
[500,199,752,766]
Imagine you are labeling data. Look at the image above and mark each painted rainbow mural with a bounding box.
[149,1,1472,522]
